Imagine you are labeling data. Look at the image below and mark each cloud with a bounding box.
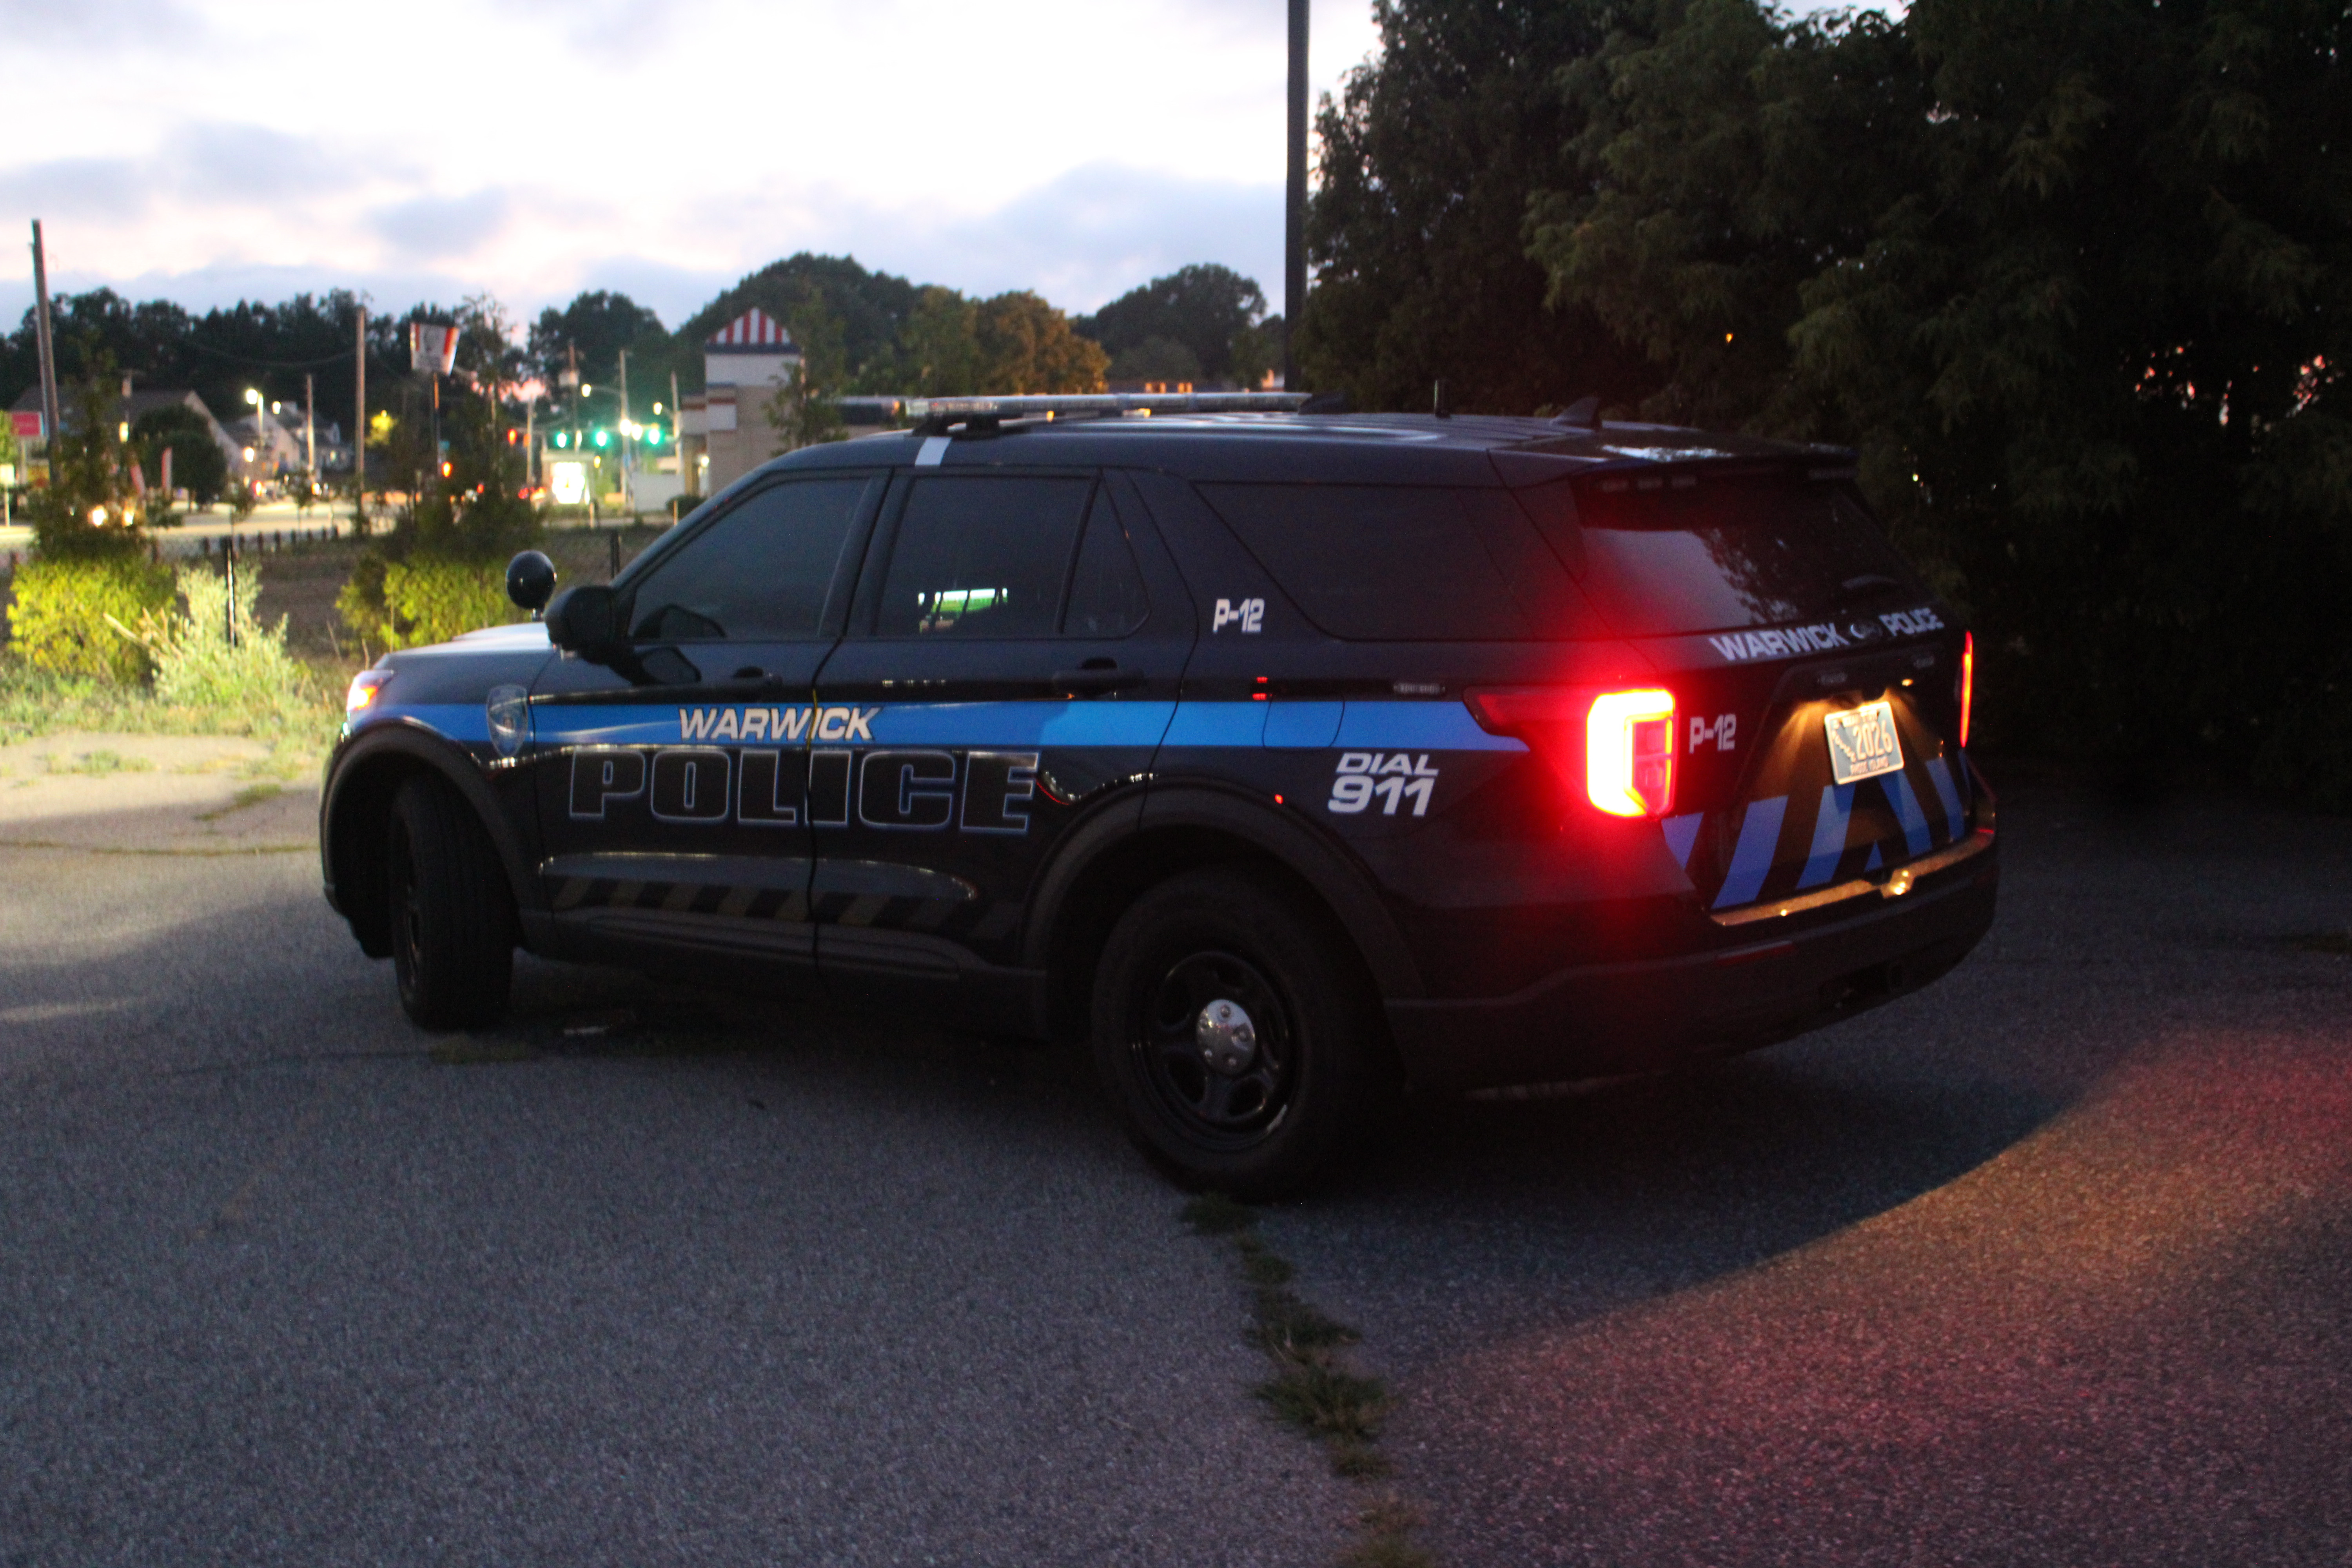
[369,189,514,261]
[0,0,206,50]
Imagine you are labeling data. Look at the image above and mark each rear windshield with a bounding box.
[1517,471,1925,636]
[1199,483,1601,641]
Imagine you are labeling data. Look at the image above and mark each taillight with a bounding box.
[1957,632,1973,749]
[1467,686,1677,818]
[1585,689,1676,817]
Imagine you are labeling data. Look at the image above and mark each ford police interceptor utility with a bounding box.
[321,393,1996,1194]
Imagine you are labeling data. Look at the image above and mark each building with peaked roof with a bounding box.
[7,385,245,486]
[677,307,804,495]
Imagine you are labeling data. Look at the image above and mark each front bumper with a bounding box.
[1385,831,1999,1091]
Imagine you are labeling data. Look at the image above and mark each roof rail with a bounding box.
[906,391,1311,435]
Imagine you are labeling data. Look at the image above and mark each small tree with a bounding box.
[24,359,146,560]
[132,404,229,507]
[764,289,849,453]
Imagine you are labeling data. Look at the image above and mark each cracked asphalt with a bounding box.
[4,773,2348,1566]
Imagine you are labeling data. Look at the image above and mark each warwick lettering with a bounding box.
[676,705,878,743]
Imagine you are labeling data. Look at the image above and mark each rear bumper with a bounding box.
[1385,833,1998,1091]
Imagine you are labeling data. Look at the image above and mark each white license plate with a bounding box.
[1825,700,1905,785]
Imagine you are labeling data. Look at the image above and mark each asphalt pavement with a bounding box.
[2,769,2347,1566]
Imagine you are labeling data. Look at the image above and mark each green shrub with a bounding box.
[341,556,520,650]
[6,555,175,683]
[135,567,319,731]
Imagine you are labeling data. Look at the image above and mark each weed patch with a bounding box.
[45,748,155,776]
[1183,1194,1435,1564]
[196,782,284,822]
[429,1038,539,1066]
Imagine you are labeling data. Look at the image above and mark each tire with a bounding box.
[387,773,515,1030]
[1091,866,1394,1197]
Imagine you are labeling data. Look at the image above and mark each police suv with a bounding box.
[322,394,1996,1194]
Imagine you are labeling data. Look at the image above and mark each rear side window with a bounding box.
[875,475,1093,637]
[1063,497,1150,637]
[1199,484,1598,641]
[626,477,871,641]
[1524,472,1924,635]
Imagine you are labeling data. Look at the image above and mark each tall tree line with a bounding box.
[1305,0,2351,801]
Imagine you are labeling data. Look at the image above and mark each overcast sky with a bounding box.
[0,0,1393,332]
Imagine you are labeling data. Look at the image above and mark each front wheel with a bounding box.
[1091,867,1393,1197]
[387,773,515,1030]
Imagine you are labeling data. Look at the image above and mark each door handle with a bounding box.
[1051,668,1143,695]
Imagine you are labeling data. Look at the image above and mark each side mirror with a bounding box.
[544,584,619,652]
[506,550,557,614]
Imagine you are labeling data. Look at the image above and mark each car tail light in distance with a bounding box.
[1468,686,1677,818]
[346,668,392,714]
[1958,631,1974,748]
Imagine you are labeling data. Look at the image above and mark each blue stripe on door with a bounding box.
[1887,771,1933,855]
[1798,783,1855,888]
[867,701,1178,748]
[1712,795,1789,909]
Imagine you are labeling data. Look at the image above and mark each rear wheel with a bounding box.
[387,773,514,1030]
[1091,867,1392,1197]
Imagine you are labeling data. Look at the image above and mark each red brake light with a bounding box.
[1467,686,1677,818]
[1958,631,1974,749]
[1586,689,1676,817]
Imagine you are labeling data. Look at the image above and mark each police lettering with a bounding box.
[574,743,1044,835]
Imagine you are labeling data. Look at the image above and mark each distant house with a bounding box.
[7,384,244,484]
[677,308,804,494]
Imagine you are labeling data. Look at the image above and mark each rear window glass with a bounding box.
[1523,472,1924,636]
[1199,484,1599,641]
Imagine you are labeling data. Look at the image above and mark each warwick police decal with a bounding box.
[1707,606,1944,664]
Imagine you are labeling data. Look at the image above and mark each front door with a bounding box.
[809,468,1195,1025]
[528,472,883,985]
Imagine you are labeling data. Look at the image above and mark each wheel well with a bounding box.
[327,754,432,958]
[1041,827,1371,1046]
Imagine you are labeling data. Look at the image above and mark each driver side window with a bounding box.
[626,477,873,641]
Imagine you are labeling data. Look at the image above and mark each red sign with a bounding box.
[9,410,42,441]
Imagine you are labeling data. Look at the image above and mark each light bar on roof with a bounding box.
[907,392,1312,431]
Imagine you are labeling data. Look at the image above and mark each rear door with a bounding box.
[808,468,1191,1018]
[527,472,882,980]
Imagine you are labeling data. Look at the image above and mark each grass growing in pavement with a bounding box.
[1181,1192,1435,1565]
[44,748,155,775]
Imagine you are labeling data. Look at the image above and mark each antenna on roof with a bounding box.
[1556,395,1602,432]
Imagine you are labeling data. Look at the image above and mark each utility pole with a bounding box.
[671,369,685,501]
[354,305,367,529]
[303,372,317,491]
[617,347,632,517]
[29,221,62,465]
[1284,0,1308,392]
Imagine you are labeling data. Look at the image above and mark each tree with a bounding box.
[1301,0,1655,412]
[973,292,1110,394]
[765,290,850,452]
[1523,0,2352,791]
[1076,264,1266,383]
[24,358,147,558]
[132,404,229,506]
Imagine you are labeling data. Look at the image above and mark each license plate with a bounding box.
[1824,700,1904,785]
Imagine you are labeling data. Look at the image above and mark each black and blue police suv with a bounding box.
[321,395,1996,1194]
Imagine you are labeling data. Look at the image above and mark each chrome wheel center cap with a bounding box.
[1195,999,1258,1076]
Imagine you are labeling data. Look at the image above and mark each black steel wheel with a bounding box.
[387,773,515,1030]
[1092,866,1392,1196]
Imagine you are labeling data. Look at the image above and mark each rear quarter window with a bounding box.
[1198,483,1601,641]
